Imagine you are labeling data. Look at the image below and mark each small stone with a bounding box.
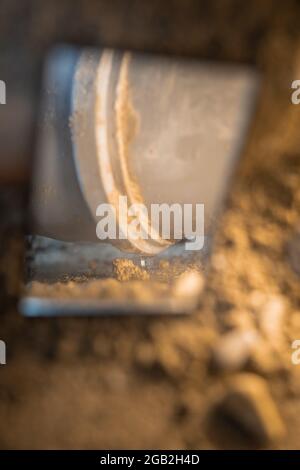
[259,295,286,348]
[172,270,204,310]
[220,373,285,443]
[212,329,260,371]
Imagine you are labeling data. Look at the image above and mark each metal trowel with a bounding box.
[21,45,259,317]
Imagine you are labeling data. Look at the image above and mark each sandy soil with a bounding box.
[1,0,300,450]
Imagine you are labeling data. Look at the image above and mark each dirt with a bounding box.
[26,260,204,315]
[2,0,300,451]
[27,278,167,301]
[113,258,150,282]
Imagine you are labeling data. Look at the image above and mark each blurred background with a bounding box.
[0,0,300,449]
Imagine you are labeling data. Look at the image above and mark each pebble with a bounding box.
[172,270,204,310]
[219,373,285,443]
[259,295,286,348]
[212,329,260,371]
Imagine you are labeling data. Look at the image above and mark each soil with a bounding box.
[113,258,150,282]
[1,0,300,451]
